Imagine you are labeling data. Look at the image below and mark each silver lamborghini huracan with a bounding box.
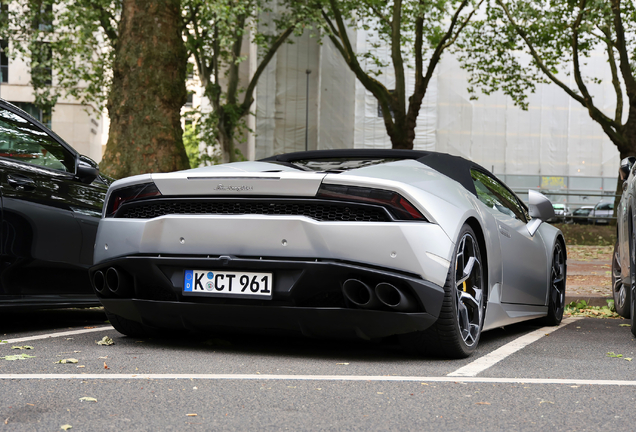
[90,150,566,358]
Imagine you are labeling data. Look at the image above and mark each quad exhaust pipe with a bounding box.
[92,270,106,294]
[342,279,417,312]
[100,267,132,297]
[375,282,416,312]
[342,279,382,309]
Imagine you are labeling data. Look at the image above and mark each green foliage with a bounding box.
[458,0,636,153]
[0,0,119,114]
[182,0,311,162]
[183,121,203,168]
[565,299,622,318]
[314,0,482,148]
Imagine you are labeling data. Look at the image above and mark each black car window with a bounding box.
[0,107,74,172]
[596,203,613,211]
[471,169,527,222]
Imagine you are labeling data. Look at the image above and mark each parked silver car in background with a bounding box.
[90,150,567,358]
[549,204,571,224]
[589,200,614,224]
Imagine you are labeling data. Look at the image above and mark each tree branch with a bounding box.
[610,0,636,96]
[496,1,589,105]
[600,25,623,123]
[570,0,622,139]
[240,25,295,116]
[391,0,405,115]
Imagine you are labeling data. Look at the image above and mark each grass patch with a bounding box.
[552,223,616,246]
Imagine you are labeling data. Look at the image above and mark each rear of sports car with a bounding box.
[90,159,457,341]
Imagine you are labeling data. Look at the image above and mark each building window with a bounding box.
[185,91,194,107]
[31,1,53,32]
[31,42,52,86]
[0,40,7,83]
[0,2,8,29]
[11,102,52,129]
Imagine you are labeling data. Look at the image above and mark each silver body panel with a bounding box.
[95,158,563,331]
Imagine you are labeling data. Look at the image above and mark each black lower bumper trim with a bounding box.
[101,298,438,340]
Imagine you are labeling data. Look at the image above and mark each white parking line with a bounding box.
[0,373,632,386]
[447,316,583,377]
[1,326,114,344]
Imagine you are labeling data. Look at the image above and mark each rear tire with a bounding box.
[612,241,631,318]
[401,224,486,358]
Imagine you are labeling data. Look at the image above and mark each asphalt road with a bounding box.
[0,309,634,431]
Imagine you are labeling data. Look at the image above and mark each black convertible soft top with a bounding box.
[260,149,491,197]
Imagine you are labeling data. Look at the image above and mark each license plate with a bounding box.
[183,270,273,299]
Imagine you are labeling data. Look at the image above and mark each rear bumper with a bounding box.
[92,255,445,339]
[101,298,438,340]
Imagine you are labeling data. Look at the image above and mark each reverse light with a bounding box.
[105,182,162,217]
[317,184,426,221]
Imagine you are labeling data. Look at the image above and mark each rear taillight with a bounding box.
[105,182,161,217]
[317,184,426,221]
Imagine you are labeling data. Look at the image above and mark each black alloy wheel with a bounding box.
[401,224,485,358]
[540,241,566,326]
[612,241,631,318]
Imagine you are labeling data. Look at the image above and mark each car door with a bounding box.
[0,104,102,297]
[471,170,549,305]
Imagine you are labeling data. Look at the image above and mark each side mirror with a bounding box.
[526,190,555,236]
[619,156,636,181]
[76,155,99,184]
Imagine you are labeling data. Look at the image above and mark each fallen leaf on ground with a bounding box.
[186,414,197,417]
[77,365,85,368]
[103,362,109,369]
[626,358,633,361]
[475,402,491,405]
[539,400,554,404]
[96,336,114,346]
[0,341,7,344]
[336,363,349,365]
[620,324,631,327]
[98,356,107,359]
[55,359,79,364]
[60,425,72,430]
[11,346,33,350]
[84,326,96,329]
[3,354,35,361]
[26,403,34,406]
[607,352,623,358]
[79,397,97,403]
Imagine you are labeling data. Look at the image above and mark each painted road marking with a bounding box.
[1,326,114,344]
[0,373,632,386]
[447,316,583,377]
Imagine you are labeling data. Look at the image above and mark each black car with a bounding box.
[0,99,110,309]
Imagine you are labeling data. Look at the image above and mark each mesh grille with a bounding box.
[117,199,391,222]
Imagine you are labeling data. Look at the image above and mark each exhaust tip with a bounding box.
[376,282,416,312]
[342,279,381,309]
[106,267,132,297]
[93,270,106,294]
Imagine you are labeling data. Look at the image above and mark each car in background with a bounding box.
[90,149,566,359]
[571,206,594,224]
[549,203,571,223]
[0,99,110,309]
[588,200,614,224]
[612,156,636,324]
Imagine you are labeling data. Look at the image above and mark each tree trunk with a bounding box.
[100,0,189,179]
